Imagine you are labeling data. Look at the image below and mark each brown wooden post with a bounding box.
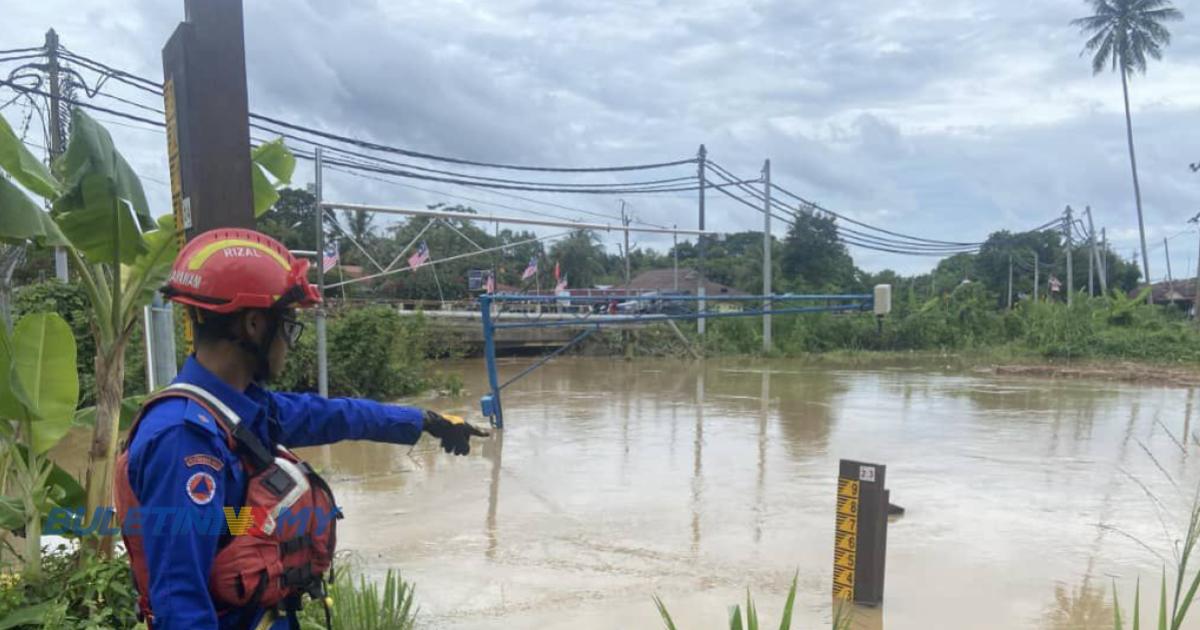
[162,0,255,241]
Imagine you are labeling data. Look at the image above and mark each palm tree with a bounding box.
[1072,0,1183,302]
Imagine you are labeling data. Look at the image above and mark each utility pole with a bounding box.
[1086,206,1106,295]
[1089,207,1099,296]
[620,199,632,361]
[1101,228,1109,290]
[1189,213,1200,324]
[44,30,69,281]
[1165,236,1174,286]
[620,200,631,290]
[697,145,707,338]
[1034,251,1040,302]
[1007,254,1013,309]
[762,159,772,352]
[1064,206,1074,306]
[673,225,679,292]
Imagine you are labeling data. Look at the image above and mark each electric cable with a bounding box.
[56,48,699,174]
[0,47,46,56]
[709,160,983,251]
[0,78,165,127]
[705,163,980,253]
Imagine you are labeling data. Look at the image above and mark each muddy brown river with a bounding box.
[54,357,1200,628]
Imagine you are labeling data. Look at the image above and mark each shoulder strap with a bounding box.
[123,387,232,454]
[123,384,275,470]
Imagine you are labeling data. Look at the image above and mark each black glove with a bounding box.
[423,410,490,455]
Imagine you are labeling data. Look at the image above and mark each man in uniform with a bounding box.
[118,228,488,629]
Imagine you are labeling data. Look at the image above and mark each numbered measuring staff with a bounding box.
[831,460,890,606]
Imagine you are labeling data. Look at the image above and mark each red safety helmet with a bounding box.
[163,228,321,313]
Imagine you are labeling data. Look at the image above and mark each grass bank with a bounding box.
[575,284,1200,385]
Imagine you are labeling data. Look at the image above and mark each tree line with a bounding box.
[254,188,1144,307]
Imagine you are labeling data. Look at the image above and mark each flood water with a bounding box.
[56,357,1200,628]
[306,357,1200,630]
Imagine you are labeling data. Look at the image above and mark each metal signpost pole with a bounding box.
[315,148,328,397]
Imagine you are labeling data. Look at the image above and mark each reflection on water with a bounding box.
[51,357,1200,629]
[1042,578,1113,630]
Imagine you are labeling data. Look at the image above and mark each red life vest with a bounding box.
[114,383,339,626]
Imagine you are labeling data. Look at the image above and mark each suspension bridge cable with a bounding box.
[326,229,575,289]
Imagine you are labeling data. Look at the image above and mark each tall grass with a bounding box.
[646,285,1200,364]
[1112,489,1200,629]
[1111,413,1200,630]
[653,574,852,630]
[299,569,417,630]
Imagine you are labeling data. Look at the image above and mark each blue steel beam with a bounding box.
[493,303,871,330]
[479,295,504,428]
[477,291,876,429]
[487,293,872,303]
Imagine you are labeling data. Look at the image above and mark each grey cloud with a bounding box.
[4,0,1197,275]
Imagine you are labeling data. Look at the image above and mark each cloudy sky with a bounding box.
[5,0,1199,276]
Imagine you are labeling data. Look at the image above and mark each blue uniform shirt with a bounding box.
[126,356,425,629]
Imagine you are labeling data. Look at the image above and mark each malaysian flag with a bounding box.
[521,257,538,281]
[555,273,568,293]
[408,241,431,269]
[321,242,339,274]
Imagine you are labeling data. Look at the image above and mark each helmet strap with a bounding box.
[234,310,283,385]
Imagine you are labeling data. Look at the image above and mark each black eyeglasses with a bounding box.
[278,315,305,348]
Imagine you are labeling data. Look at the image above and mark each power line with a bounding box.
[263,129,700,190]
[322,162,608,227]
[704,164,980,254]
[706,173,981,257]
[708,160,982,252]
[0,47,46,56]
[54,47,700,174]
[249,111,696,174]
[0,77,165,127]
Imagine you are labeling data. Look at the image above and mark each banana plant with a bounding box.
[0,108,293,556]
[0,312,83,577]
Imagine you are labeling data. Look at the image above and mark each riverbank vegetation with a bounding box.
[572,282,1200,371]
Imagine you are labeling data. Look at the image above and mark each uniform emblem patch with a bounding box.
[186,471,217,505]
[185,454,224,471]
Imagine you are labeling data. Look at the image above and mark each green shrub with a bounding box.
[328,306,431,400]
[0,545,139,629]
